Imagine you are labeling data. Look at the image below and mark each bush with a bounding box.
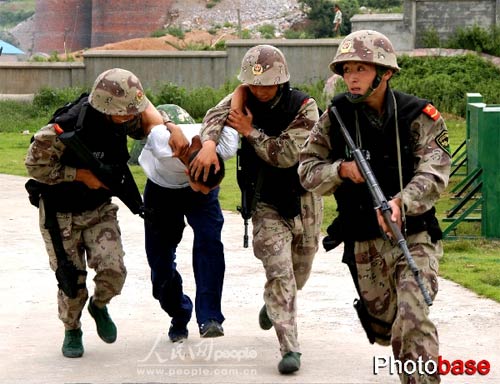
[421,27,441,48]
[393,54,500,116]
[258,24,276,39]
[446,25,500,57]
[32,86,89,114]
[165,26,185,39]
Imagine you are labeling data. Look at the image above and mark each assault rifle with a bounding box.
[331,107,433,306]
[53,124,145,217]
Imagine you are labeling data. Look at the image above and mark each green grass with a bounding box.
[440,240,500,302]
[0,132,32,177]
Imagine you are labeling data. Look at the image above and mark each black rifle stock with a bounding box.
[331,107,433,306]
[53,124,145,217]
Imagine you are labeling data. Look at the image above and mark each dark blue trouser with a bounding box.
[143,179,225,327]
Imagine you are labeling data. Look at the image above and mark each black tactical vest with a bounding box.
[240,84,309,218]
[328,89,440,241]
[44,96,133,212]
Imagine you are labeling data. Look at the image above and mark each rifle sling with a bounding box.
[42,198,87,287]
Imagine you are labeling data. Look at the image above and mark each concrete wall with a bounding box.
[0,40,340,94]
[413,0,498,47]
[350,13,413,51]
[0,62,85,94]
[350,0,499,50]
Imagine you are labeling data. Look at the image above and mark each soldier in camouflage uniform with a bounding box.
[25,68,188,358]
[298,31,451,384]
[190,45,323,374]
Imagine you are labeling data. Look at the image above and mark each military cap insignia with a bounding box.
[340,39,353,53]
[252,63,264,75]
[422,104,441,121]
[135,90,144,104]
[435,130,451,156]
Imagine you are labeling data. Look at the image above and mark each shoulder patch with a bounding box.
[422,104,441,121]
[435,130,451,156]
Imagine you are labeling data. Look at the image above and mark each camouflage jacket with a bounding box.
[298,91,451,216]
[200,91,320,168]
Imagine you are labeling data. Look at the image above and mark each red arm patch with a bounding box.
[422,104,441,121]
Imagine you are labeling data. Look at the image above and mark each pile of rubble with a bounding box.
[168,0,305,37]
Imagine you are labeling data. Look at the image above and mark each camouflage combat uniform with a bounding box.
[200,84,323,356]
[25,68,150,330]
[298,31,451,384]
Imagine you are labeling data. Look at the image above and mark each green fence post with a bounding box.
[478,105,500,239]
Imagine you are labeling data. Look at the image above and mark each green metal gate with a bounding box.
[443,93,500,239]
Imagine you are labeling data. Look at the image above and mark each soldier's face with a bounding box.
[248,84,279,103]
[342,61,377,96]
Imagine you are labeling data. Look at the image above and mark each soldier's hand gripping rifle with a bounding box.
[331,107,433,306]
[53,124,145,217]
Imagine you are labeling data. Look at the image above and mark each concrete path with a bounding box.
[0,174,498,384]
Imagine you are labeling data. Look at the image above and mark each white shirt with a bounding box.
[139,123,238,189]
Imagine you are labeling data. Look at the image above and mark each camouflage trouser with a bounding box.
[252,192,323,355]
[39,199,127,330]
[355,231,442,384]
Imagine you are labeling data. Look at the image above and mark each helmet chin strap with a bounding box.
[346,67,387,104]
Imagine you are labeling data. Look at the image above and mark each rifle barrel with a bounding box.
[331,107,433,306]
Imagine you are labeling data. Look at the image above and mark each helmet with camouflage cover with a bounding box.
[329,30,400,75]
[237,45,290,86]
[156,104,196,124]
[88,68,149,116]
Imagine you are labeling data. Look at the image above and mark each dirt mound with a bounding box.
[90,30,238,51]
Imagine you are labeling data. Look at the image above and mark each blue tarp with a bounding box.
[0,40,24,55]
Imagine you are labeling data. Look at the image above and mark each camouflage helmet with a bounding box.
[237,45,290,86]
[88,68,149,116]
[329,30,400,75]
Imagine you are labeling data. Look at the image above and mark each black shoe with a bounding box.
[88,296,117,343]
[258,304,273,330]
[168,322,188,343]
[199,320,224,338]
[62,328,84,358]
[278,351,301,374]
